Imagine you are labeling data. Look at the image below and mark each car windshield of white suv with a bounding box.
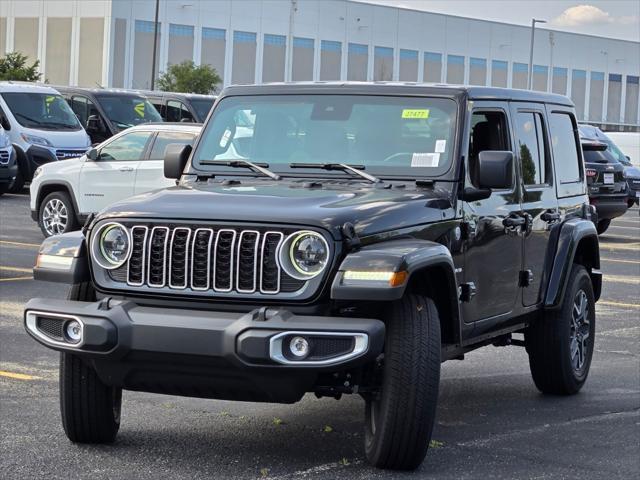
[192,95,457,178]
[95,94,163,130]
[1,92,81,130]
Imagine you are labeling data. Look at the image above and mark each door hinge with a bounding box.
[519,269,534,287]
[459,282,477,302]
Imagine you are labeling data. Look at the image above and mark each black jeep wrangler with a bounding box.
[25,83,601,470]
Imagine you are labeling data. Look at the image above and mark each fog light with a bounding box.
[289,336,310,358]
[65,320,82,343]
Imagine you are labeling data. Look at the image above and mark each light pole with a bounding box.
[528,18,546,90]
[150,0,160,90]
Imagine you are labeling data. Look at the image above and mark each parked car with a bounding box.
[0,125,17,195]
[138,90,216,123]
[30,123,200,237]
[605,131,640,166]
[25,84,601,471]
[580,138,628,233]
[55,87,164,144]
[0,82,91,192]
[579,125,639,207]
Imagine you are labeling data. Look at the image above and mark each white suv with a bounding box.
[30,123,201,237]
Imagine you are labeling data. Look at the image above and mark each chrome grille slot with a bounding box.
[127,226,148,286]
[260,232,283,294]
[213,229,237,292]
[236,231,260,293]
[169,228,191,289]
[0,150,9,165]
[190,228,214,290]
[147,227,169,287]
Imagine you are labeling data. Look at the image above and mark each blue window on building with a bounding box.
[202,27,225,40]
[423,52,442,82]
[491,60,508,87]
[446,55,465,84]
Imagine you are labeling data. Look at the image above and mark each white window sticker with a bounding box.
[411,153,440,168]
[435,139,447,153]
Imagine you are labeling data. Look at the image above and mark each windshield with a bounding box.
[95,94,162,129]
[190,98,215,122]
[192,95,457,178]
[1,92,81,130]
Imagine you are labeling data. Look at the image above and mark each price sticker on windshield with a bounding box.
[411,153,440,167]
[134,102,146,118]
[402,109,430,119]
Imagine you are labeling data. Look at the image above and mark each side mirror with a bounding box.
[164,143,192,179]
[86,148,98,161]
[478,151,513,190]
[626,155,631,161]
[86,115,105,133]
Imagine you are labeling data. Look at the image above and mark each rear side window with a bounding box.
[549,112,581,184]
[514,112,549,185]
[148,131,196,160]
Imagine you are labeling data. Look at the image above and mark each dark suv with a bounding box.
[24,84,601,471]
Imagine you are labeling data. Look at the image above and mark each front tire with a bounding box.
[39,191,79,237]
[364,294,441,470]
[525,264,596,395]
[60,283,122,443]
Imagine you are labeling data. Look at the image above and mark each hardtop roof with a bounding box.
[220,81,573,106]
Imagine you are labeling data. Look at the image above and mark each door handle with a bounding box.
[119,166,134,172]
[503,215,526,228]
[541,210,561,223]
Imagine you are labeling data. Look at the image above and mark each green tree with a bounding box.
[0,52,42,82]
[157,60,221,94]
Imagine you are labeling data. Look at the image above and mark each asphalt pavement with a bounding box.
[1,192,638,480]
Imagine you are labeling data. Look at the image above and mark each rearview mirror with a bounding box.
[86,148,98,161]
[164,143,192,179]
[478,151,513,190]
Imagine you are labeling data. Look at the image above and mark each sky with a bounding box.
[365,0,640,41]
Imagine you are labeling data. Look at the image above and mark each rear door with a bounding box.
[510,103,559,307]
[134,130,196,195]
[78,130,153,213]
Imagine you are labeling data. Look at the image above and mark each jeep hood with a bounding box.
[99,180,456,238]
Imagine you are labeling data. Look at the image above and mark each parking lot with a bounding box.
[0,191,638,480]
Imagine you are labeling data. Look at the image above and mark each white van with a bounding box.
[0,82,92,192]
[605,132,640,166]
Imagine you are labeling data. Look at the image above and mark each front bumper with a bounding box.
[24,298,385,403]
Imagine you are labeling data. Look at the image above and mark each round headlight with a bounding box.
[92,222,131,269]
[279,231,329,280]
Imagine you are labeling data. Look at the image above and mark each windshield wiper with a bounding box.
[13,112,43,125]
[200,159,281,180]
[289,163,382,184]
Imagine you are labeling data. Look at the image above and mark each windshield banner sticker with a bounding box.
[435,139,447,153]
[402,109,430,119]
[411,153,440,167]
[134,102,146,118]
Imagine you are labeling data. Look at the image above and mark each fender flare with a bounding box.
[544,218,601,308]
[330,239,461,342]
[35,179,84,221]
[33,230,90,284]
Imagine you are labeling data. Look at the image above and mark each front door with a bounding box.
[78,130,153,214]
[510,103,559,306]
[461,103,523,330]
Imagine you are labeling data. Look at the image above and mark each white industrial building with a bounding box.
[1,0,638,130]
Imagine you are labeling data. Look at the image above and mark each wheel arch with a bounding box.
[544,218,601,308]
[36,180,81,221]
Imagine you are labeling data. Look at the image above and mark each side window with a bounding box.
[147,132,196,160]
[150,101,165,120]
[166,100,193,122]
[549,112,581,184]
[514,111,550,186]
[71,96,89,126]
[98,131,152,162]
[468,110,510,188]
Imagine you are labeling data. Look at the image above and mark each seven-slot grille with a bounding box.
[119,225,297,295]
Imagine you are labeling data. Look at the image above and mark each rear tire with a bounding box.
[364,294,441,470]
[525,264,596,395]
[60,282,122,443]
[596,219,611,235]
